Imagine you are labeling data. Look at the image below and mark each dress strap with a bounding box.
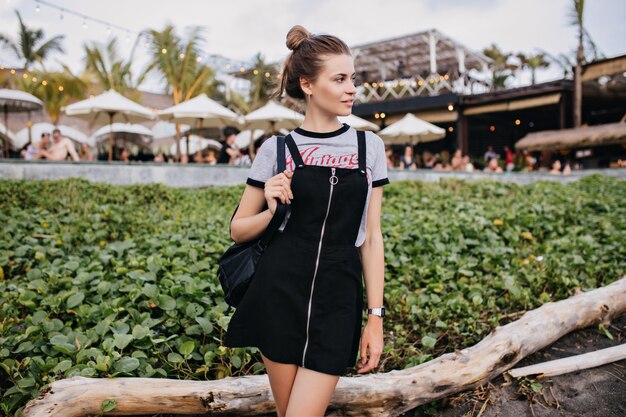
[285,134,305,169]
[357,130,367,175]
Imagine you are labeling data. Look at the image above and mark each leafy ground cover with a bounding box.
[1,175,624,416]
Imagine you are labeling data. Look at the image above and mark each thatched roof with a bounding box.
[515,122,626,151]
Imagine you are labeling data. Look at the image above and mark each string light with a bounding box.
[489,125,496,132]
[30,0,140,41]
[447,104,454,111]
[448,126,454,132]
[515,119,521,125]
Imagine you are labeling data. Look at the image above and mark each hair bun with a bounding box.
[286,25,311,51]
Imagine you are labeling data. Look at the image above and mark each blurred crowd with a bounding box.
[386,144,582,175]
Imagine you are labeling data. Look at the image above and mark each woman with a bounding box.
[399,144,416,169]
[224,25,389,416]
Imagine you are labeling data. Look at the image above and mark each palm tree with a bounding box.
[82,37,154,100]
[516,52,550,85]
[15,67,87,124]
[144,25,219,158]
[570,0,585,127]
[483,44,516,90]
[244,53,277,110]
[0,10,64,71]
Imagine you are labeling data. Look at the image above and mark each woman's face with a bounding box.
[302,54,357,117]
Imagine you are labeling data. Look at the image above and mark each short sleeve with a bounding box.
[246,136,277,188]
[368,132,390,187]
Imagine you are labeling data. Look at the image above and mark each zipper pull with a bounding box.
[329,167,338,185]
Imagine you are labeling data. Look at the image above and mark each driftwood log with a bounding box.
[507,343,626,379]
[23,276,626,417]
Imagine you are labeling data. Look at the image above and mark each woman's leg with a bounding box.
[260,352,298,417]
[285,367,340,417]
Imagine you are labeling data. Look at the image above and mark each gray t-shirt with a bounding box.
[246,123,390,247]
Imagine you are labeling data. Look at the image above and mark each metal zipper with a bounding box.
[302,167,338,367]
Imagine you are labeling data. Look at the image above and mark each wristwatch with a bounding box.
[367,307,385,318]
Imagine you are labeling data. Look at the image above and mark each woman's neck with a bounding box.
[300,105,343,133]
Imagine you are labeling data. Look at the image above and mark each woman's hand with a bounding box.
[357,316,384,373]
[264,169,293,215]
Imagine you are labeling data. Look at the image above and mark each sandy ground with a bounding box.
[409,315,626,417]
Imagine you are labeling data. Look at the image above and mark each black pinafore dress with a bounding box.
[224,131,369,376]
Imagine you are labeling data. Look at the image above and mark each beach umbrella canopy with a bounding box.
[158,93,240,159]
[14,123,93,149]
[63,90,155,160]
[169,135,221,155]
[338,114,380,131]
[92,123,153,147]
[243,101,304,132]
[158,94,239,127]
[234,129,265,149]
[378,113,446,145]
[243,101,304,156]
[0,88,44,157]
[150,120,191,140]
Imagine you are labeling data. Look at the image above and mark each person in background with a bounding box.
[549,159,562,175]
[204,149,217,165]
[450,149,464,171]
[120,148,130,162]
[217,126,240,164]
[483,157,503,173]
[399,144,416,169]
[79,143,94,161]
[484,145,498,163]
[153,152,165,163]
[462,155,475,172]
[385,146,394,168]
[23,132,50,160]
[504,146,515,172]
[40,129,80,161]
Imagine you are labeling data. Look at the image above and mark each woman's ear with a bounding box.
[299,77,313,96]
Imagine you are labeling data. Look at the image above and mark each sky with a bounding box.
[1,0,625,92]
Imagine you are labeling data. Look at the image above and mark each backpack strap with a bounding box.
[229,135,288,233]
[285,134,305,169]
[357,130,367,176]
[277,135,286,172]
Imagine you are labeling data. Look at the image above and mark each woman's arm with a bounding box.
[230,185,274,244]
[230,170,293,244]
[357,186,385,374]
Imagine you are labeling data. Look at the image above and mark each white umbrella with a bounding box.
[338,114,380,131]
[235,129,265,149]
[169,135,221,156]
[243,101,304,156]
[158,93,239,126]
[378,113,446,145]
[0,88,44,157]
[151,120,190,139]
[243,101,304,132]
[92,123,153,147]
[63,90,155,160]
[14,123,93,149]
[158,93,240,159]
